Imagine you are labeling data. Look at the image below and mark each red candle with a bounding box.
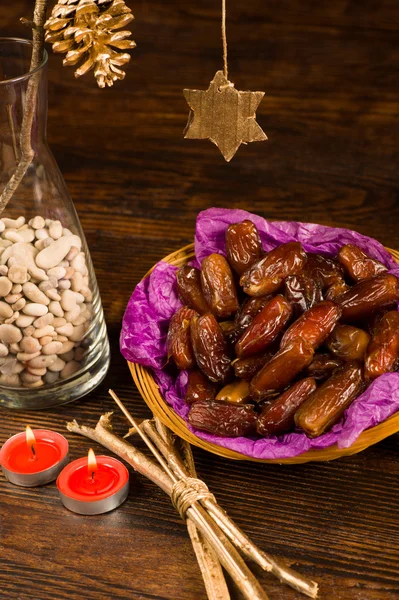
[0,427,69,487]
[57,449,129,515]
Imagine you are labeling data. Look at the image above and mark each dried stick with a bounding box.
[109,393,269,600]
[154,418,230,600]
[67,413,172,495]
[142,420,318,599]
[0,0,48,213]
[69,412,269,600]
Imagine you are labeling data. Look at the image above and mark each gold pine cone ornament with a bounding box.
[44,0,136,88]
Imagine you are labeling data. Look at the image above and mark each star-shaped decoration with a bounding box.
[183,70,267,162]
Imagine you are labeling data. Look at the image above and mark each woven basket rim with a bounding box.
[128,244,399,463]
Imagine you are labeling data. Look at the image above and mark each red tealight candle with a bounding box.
[57,449,129,515]
[0,427,69,487]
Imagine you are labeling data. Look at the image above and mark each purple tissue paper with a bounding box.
[120,208,399,459]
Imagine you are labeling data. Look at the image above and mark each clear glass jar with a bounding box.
[0,38,110,409]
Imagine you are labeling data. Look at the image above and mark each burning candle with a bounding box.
[0,427,69,487]
[57,449,129,515]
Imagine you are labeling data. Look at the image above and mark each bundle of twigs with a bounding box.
[66,390,318,600]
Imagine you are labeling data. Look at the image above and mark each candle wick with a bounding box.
[31,444,36,459]
[91,471,95,482]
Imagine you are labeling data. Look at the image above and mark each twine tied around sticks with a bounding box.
[171,477,216,520]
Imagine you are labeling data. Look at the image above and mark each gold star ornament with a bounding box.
[183,70,267,162]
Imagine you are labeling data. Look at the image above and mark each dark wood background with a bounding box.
[1,1,399,599]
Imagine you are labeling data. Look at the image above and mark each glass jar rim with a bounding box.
[0,37,48,86]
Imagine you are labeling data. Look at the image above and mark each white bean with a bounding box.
[8,265,29,284]
[49,301,64,317]
[15,314,35,328]
[49,221,63,240]
[5,312,19,325]
[22,303,48,317]
[35,235,82,270]
[12,298,26,311]
[59,340,74,354]
[45,289,61,301]
[5,293,22,304]
[17,351,41,362]
[47,357,66,372]
[21,371,42,384]
[2,217,25,229]
[0,276,12,297]
[60,289,77,312]
[69,324,85,342]
[60,360,80,379]
[23,282,50,305]
[27,366,47,376]
[33,313,54,328]
[35,228,49,240]
[33,325,55,338]
[42,341,63,355]
[55,322,73,337]
[0,301,13,319]
[52,317,66,328]
[44,370,59,384]
[28,354,57,369]
[30,216,45,230]
[47,266,66,280]
[0,373,21,386]
[0,323,22,344]
[59,350,74,362]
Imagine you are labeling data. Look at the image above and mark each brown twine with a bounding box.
[222,0,228,79]
[171,477,216,520]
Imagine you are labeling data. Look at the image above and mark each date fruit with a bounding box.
[235,295,292,358]
[257,377,317,436]
[219,320,240,345]
[167,306,197,370]
[233,352,273,380]
[295,361,364,437]
[304,253,344,289]
[201,253,239,318]
[188,400,257,437]
[215,379,250,404]
[185,369,219,405]
[324,278,350,301]
[176,265,209,314]
[225,220,263,275]
[338,244,387,282]
[234,296,272,335]
[364,311,399,380]
[338,273,399,321]
[190,313,233,383]
[284,274,323,317]
[250,339,314,401]
[327,324,370,361]
[306,353,343,381]
[281,300,342,350]
[240,242,307,297]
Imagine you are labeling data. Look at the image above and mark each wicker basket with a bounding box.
[128,244,399,464]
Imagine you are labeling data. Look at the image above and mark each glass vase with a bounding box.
[0,38,110,409]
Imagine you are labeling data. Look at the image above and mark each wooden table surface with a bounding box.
[1,1,399,599]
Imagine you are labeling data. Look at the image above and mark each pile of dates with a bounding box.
[167,220,399,438]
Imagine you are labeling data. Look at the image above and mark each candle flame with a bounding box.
[25,426,36,456]
[87,448,97,479]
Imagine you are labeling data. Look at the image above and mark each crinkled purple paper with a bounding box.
[120,208,399,459]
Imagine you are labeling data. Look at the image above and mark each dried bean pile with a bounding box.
[167,220,399,438]
[0,216,93,388]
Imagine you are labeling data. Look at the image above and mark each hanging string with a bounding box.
[222,0,228,79]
